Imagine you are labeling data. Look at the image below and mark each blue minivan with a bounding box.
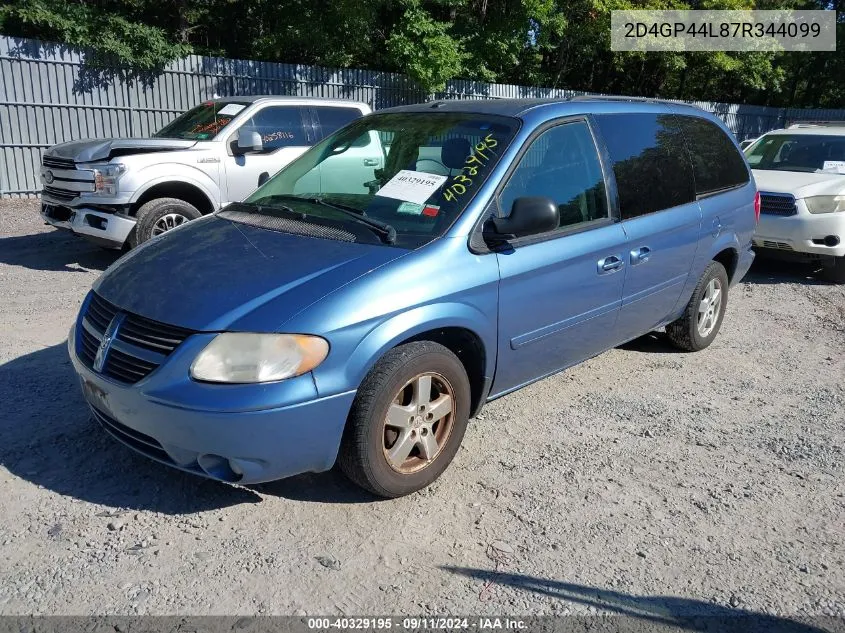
[69,97,757,497]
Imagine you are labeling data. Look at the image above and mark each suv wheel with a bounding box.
[821,256,845,284]
[131,198,201,247]
[666,261,729,352]
[338,341,471,498]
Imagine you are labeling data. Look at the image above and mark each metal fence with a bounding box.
[3,34,845,198]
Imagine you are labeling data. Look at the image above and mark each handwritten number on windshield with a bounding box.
[443,134,498,202]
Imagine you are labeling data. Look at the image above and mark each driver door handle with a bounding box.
[597,255,624,274]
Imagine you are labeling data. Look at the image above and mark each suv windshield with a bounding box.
[745,133,845,173]
[154,101,249,140]
[239,112,520,247]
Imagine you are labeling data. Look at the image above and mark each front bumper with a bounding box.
[754,201,845,258]
[41,200,136,249]
[68,324,356,484]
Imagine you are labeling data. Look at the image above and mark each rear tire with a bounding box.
[338,341,471,498]
[666,261,729,352]
[821,256,845,284]
[130,198,201,247]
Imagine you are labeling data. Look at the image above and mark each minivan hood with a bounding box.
[93,216,408,332]
[752,169,845,198]
[44,138,199,163]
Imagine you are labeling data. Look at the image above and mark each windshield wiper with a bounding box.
[254,194,397,244]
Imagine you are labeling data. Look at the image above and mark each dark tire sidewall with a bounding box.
[134,198,201,246]
[689,262,729,349]
[347,344,471,497]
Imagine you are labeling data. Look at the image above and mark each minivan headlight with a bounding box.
[190,333,329,383]
[805,195,845,214]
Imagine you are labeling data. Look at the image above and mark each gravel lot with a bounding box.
[1,199,843,621]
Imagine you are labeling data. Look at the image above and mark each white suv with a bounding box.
[746,122,845,282]
[39,96,381,248]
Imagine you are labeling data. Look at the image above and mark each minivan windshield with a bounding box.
[745,133,845,173]
[154,101,249,140]
[240,112,519,247]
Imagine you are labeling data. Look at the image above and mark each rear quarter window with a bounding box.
[675,115,750,195]
[594,113,695,219]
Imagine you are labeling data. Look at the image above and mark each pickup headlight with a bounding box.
[190,333,329,383]
[91,163,126,195]
[805,195,845,214]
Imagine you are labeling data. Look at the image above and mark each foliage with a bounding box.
[0,0,842,107]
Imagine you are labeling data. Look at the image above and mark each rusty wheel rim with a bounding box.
[382,372,456,474]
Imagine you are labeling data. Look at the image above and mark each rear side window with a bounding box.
[249,106,309,149]
[594,113,695,219]
[675,115,749,194]
[315,106,365,141]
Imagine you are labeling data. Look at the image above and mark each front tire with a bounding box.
[666,261,729,352]
[130,198,201,247]
[338,341,471,498]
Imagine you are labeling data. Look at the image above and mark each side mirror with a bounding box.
[236,128,263,154]
[257,171,270,187]
[484,197,559,243]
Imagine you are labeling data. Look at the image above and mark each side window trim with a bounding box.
[225,104,312,156]
[469,115,619,254]
[492,116,616,248]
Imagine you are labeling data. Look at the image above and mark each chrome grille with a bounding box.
[760,193,797,216]
[43,186,76,202]
[42,156,76,169]
[77,293,194,385]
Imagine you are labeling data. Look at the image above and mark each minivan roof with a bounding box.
[379,96,708,118]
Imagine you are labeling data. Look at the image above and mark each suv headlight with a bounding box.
[805,195,845,214]
[190,333,329,383]
[91,163,126,195]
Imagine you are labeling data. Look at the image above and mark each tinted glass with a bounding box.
[243,112,520,248]
[154,101,248,140]
[499,120,609,229]
[676,115,749,193]
[595,113,695,218]
[745,133,845,173]
[315,106,364,139]
[248,106,308,149]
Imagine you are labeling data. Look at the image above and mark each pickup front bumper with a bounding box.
[41,201,136,249]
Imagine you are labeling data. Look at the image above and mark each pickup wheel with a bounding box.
[821,256,845,284]
[666,261,729,352]
[338,341,471,498]
[131,198,201,247]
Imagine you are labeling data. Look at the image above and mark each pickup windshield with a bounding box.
[154,101,249,140]
[745,133,845,173]
[241,112,519,247]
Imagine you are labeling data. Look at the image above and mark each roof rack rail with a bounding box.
[569,95,682,105]
[787,121,845,128]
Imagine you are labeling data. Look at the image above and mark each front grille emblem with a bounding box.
[93,313,125,373]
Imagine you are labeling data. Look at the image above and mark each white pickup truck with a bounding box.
[39,96,380,248]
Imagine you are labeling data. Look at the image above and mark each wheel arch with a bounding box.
[130,179,216,217]
[712,245,739,283]
[327,304,496,419]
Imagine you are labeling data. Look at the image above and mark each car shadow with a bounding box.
[743,255,831,286]
[0,229,119,272]
[618,331,682,355]
[252,470,382,504]
[0,342,262,513]
[442,567,831,632]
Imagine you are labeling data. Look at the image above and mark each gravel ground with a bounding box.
[0,199,843,621]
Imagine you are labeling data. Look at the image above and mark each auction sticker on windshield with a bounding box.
[376,170,448,205]
[218,103,246,116]
[822,160,845,174]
